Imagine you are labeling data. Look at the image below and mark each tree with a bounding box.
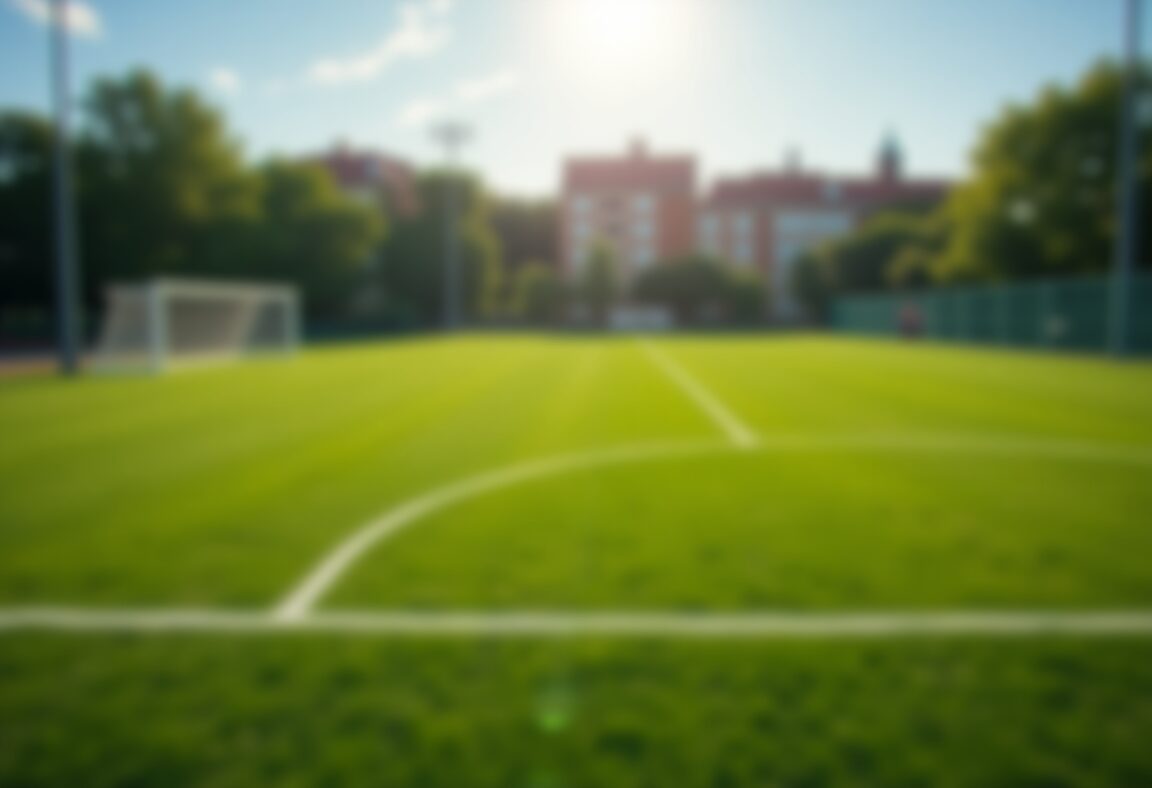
[724,268,768,324]
[379,170,503,325]
[250,160,385,317]
[633,254,759,324]
[510,263,567,324]
[936,60,1152,282]
[77,70,262,297]
[791,211,935,321]
[0,112,55,318]
[490,198,557,274]
[579,243,620,325]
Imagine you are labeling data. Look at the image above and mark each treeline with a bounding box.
[794,61,1152,320]
[0,69,570,339]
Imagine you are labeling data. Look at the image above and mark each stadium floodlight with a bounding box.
[431,121,473,329]
[1110,0,1143,357]
[49,0,83,376]
[90,278,301,374]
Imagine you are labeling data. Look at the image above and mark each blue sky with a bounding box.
[0,0,1145,195]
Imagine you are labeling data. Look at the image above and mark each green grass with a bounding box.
[2,635,1152,787]
[0,338,705,605]
[2,334,1152,785]
[331,450,1152,609]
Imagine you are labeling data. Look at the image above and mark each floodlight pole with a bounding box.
[49,0,83,375]
[431,121,472,330]
[1110,0,1143,357]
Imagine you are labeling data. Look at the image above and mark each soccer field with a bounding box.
[2,335,1152,785]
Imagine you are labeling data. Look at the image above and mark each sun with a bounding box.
[547,0,700,91]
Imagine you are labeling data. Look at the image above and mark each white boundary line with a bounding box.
[640,340,758,448]
[6,433,1152,637]
[5,608,1152,637]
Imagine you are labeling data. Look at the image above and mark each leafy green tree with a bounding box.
[0,112,55,317]
[77,70,262,294]
[633,254,760,324]
[724,268,769,323]
[510,263,567,324]
[579,242,620,325]
[490,198,557,275]
[936,60,1152,282]
[250,160,385,317]
[791,211,934,321]
[380,170,503,325]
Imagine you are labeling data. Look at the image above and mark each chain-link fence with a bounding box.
[832,274,1152,355]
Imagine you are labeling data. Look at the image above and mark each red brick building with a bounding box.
[559,139,697,279]
[558,135,950,321]
[309,143,419,218]
[699,137,950,317]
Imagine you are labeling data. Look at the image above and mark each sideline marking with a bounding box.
[640,340,758,448]
[274,433,1152,621]
[4,608,1152,637]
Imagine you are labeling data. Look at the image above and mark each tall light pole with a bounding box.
[431,121,472,330]
[1110,0,1143,357]
[50,0,82,375]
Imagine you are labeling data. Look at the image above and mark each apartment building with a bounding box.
[699,137,949,318]
[559,139,696,279]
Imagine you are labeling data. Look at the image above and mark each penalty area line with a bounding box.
[640,340,757,448]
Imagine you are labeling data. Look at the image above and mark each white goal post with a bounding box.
[91,277,301,373]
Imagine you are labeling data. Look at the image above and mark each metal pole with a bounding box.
[445,163,459,328]
[1110,0,1142,356]
[49,0,83,375]
[431,122,472,330]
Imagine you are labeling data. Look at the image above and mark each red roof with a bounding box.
[309,146,419,216]
[706,171,949,211]
[563,143,695,193]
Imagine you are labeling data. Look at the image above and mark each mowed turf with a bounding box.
[0,335,1151,608]
[3,635,1152,787]
[331,450,1152,610]
[0,337,707,605]
[3,335,1152,787]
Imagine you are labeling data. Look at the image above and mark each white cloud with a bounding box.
[394,67,523,129]
[308,0,451,86]
[396,98,447,129]
[7,0,101,38]
[208,67,241,96]
[456,68,522,103]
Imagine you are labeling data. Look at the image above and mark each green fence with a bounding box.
[833,274,1152,355]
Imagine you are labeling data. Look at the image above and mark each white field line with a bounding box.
[273,440,726,621]
[640,340,758,448]
[5,608,1152,637]
[275,432,1152,622]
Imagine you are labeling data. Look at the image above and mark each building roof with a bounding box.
[705,171,950,211]
[308,144,419,216]
[563,139,695,194]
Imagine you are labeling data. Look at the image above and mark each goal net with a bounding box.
[91,278,301,373]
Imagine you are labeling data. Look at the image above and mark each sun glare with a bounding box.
[550,0,698,91]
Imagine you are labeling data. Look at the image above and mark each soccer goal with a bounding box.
[91,278,301,374]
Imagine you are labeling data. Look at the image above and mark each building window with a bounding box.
[733,211,754,240]
[571,194,594,216]
[632,193,655,215]
[698,213,720,254]
[632,243,655,268]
